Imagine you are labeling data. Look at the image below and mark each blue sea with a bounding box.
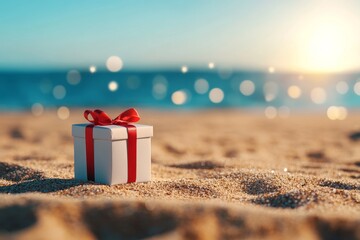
[0,69,359,111]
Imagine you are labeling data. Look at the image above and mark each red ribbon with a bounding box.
[83,108,140,183]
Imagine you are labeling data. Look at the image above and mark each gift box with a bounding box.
[72,109,153,185]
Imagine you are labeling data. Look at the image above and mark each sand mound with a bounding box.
[0,110,360,239]
[1,196,360,240]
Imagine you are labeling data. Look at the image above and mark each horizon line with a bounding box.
[0,66,359,75]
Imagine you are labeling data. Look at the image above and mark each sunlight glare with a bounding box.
[300,12,359,73]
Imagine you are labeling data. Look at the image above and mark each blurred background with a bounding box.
[1,0,360,120]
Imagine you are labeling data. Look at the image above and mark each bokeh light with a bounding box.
[268,67,275,73]
[278,106,290,118]
[66,70,81,85]
[152,75,168,99]
[53,85,66,99]
[208,62,215,69]
[265,106,277,119]
[171,90,187,105]
[153,75,168,85]
[106,56,123,72]
[354,81,360,95]
[218,67,233,79]
[335,81,349,95]
[209,88,224,103]
[327,106,348,120]
[108,81,118,92]
[311,87,327,104]
[327,106,338,120]
[181,66,188,73]
[152,83,167,100]
[152,84,167,100]
[127,76,141,89]
[57,106,70,120]
[31,103,44,116]
[263,81,278,102]
[89,65,97,73]
[39,80,52,94]
[239,80,255,96]
[287,85,302,99]
[337,106,348,120]
[194,79,209,94]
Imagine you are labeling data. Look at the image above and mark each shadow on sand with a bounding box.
[0,161,86,194]
[0,178,85,194]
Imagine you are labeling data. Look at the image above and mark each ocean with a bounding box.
[0,69,359,111]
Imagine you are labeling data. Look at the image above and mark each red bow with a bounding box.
[84,108,140,125]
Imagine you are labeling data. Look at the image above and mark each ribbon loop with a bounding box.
[84,110,96,124]
[114,108,140,123]
[93,109,112,125]
[84,108,140,125]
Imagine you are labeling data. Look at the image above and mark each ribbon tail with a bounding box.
[126,125,137,183]
[85,125,95,181]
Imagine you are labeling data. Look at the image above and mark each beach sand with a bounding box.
[0,109,360,239]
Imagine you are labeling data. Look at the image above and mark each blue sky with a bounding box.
[0,0,359,72]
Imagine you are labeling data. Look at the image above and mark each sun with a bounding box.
[306,25,345,71]
[296,6,360,73]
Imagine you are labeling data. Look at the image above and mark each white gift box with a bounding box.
[72,123,153,185]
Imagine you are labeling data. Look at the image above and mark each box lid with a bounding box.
[72,124,153,140]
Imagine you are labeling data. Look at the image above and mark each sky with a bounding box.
[0,0,360,72]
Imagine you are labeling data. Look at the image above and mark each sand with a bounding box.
[0,109,360,239]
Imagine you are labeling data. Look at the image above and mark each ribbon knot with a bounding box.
[84,108,140,125]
